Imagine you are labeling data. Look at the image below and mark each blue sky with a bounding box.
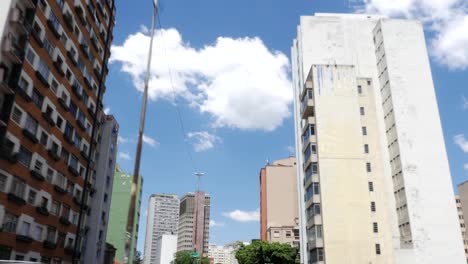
[104,0,468,253]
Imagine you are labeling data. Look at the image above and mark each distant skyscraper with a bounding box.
[83,115,119,264]
[259,157,299,246]
[106,166,143,264]
[143,193,179,264]
[177,192,210,255]
[458,182,468,262]
[292,13,465,264]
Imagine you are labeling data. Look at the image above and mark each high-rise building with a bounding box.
[458,182,468,263]
[177,192,210,255]
[0,0,115,262]
[259,157,299,247]
[208,244,236,264]
[107,165,143,264]
[456,195,468,263]
[83,114,118,263]
[292,13,465,264]
[143,193,179,264]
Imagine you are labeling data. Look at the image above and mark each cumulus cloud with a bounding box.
[222,209,260,222]
[463,96,468,110]
[360,0,468,70]
[187,131,221,152]
[118,152,132,160]
[110,28,292,131]
[118,136,129,144]
[454,134,468,153]
[464,164,468,171]
[103,107,111,114]
[209,220,225,227]
[143,134,159,147]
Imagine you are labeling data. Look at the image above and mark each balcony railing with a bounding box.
[300,89,314,119]
[2,33,25,64]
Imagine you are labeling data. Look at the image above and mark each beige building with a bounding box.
[260,157,299,247]
[208,244,236,264]
[292,14,465,264]
[458,181,468,263]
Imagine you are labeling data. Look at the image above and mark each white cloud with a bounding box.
[464,163,468,171]
[118,152,132,160]
[222,209,260,222]
[360,0,468,69]
[187,131,221,152]
[209,220,225,227]
[143,134,159,147]
[110,28,292,131]
[287,145,295,154]
[104,107,111,114]
[454,134,468,153]
[463,96,468,110]
[118,136,129,144]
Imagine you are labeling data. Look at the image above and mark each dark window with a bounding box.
[369,182,374,192]
[360,107,365,115]
[364,144,369,153]
[373,222,379,233]
[358,85,362,94]
[375,244,381,255]
[0,245,11,260]
[31,89,44,108]
[371,202,376,212]
[366,162,372,172]
[18,147,32,167]
[362,126,367,135]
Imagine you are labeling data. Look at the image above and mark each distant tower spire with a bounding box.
[194,172,205,192]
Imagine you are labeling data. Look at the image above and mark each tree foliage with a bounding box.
[172,251,210,264]
[235,240,298,264]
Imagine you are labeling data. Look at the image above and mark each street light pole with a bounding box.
[123,1,158,263]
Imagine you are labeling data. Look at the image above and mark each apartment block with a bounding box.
[177,192,210,255]
[208,244,236,264]
[259,157,299,247]
[106,166,143,264]
[292,13,465,264]
[82,115,118,263]
[150,234,177,264]
[458,181,468,263]
[0,0,115,262]
[143,193,179,264]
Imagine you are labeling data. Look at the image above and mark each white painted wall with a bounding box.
[155,234,177,264]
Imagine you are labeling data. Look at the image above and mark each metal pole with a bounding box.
[123,1,158,263]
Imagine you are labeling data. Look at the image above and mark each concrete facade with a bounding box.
[177,192,210,255]
[151,234,177,264]
[292,13,465,264]
[259,157,299,247]
[458,182,468,263]
[83,115,119,264]
[106,166,143,264]
[143,194,179,264]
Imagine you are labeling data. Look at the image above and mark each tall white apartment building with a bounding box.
[143,194,179,264]
[292,13,465,264]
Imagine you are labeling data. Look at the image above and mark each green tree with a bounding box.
[235,241,298,264]
[172,251,210,264]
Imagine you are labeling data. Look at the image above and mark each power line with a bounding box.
[155,14,197,173]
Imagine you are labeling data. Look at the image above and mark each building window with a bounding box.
[38,59,50,83]
[0,245,12,260]
[366,162,372,172]
[46,226,56,242]
[360,107,365,115]
[40,131,49,146]
[0,173,7,192]
[20,221,31,237]
[357,85,362,94]
[51,200,60,215]
[364,144,369,153]
[362,126,367,135]
[25,114,38,135]
[373,222,379,233]
[371,202,376,212]
[27,189,37,205]
[10,177,26,198]
[375,244,381,255]
[310,248,324,263]
[40,197,48,208]
[26,48,36,65]
[368,182,374,192]
[61,204,70,219]
[2,212,18,232]
[11,106,22,124]
[31,88,44,108]
[34,226,43,241]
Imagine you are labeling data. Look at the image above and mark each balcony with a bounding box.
[63,13,74,32]
[2,34,25,64]
[30,169,45,181]
[35,71,50,88]
[0,139,18,163]
[67,51,77,66]
[53,60,65,77]
[16,234,33,243]
[9,8,30,34]
[64,246,76,256]
[47,19,61,39]
[22,128,38,144]
[36,206,49,216]
[74,6,86,26]
[59,216,71,226]
[43,240,57,249]
[42,112,55,126]
[53,184,67,195]
[68,165,79,177]
[303,144,317,170]
[0,67,14,95]
[300,89,314,119]
[23,0,38,9]
[47,149,61,161]
[7,192,26,205]
[30,30,43,47]
[58,97,69,111]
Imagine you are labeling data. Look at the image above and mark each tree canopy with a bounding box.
[235,240,299,264]
[172,251,210,264]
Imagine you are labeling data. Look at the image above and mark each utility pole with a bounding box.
[123,1,158,263]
